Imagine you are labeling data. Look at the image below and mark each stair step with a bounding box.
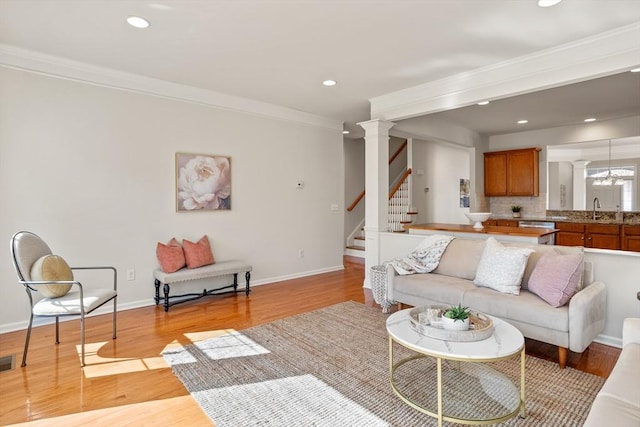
[399,220,413,224]
[392,230,407,233]
[354,236,365,241]
[407,211,418,215]
[346,245,365,251]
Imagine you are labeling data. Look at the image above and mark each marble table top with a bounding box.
[386,309,524,360]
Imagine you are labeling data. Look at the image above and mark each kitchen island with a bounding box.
[405,223,558,244]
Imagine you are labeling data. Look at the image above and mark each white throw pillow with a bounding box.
[473,237,534,295]
[30,254,73,298]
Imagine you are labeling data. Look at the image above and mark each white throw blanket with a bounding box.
[387,234,454,275]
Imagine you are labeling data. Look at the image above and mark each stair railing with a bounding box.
[388,168,413,232]
[346,139,407,212]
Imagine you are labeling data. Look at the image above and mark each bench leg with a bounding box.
[245,271,251,295]
[163,283,170,312]
[154,279,161,305]
[233,273,238,291]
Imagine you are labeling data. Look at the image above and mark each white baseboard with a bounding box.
[593,334,622,349]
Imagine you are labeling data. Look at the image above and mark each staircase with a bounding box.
[345,168,417,258]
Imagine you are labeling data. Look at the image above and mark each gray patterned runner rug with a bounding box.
[163,301,603,426]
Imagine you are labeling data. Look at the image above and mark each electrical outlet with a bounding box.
[126,269,135,281]
[298,249,304,258]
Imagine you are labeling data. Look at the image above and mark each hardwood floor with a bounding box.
[0,257,620,426]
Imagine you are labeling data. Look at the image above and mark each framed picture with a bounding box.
[459,178,470,208]
[176,152,231,211]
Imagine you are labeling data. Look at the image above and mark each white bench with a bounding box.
[153,260,252,312]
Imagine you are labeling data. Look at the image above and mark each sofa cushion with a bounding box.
[583,393,640,427]
[433,238,485,280]
[393,273,474,306]
[462,288,569,332]
[473,237,534,295]
[528,253,584,307]
[597,342,640,410]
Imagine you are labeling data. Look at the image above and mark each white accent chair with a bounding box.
[10,231,117,367]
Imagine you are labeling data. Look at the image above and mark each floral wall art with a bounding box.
[176,153,231,211]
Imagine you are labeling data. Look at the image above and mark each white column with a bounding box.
[572,160,590,210]
[358,119,395,288]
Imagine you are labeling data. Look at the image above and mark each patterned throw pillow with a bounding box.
[30,254,73,298]
[473,237,534,295]
[183,236,215,269]
[528,253,584,307]
[156,238,186,273]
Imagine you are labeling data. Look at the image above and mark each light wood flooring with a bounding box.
[0,256,620,426]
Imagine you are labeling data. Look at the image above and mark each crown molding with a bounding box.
[371,22,640,121]
[0,44,343,132]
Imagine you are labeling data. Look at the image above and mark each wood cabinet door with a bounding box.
[507,149,539,196]
[623,236,640,252]
[587,234,620,250]
[556,232,584,246]
[484,152,507,196]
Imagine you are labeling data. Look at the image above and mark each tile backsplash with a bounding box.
[488,195,547,218]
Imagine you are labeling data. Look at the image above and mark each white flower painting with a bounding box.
[176,153,231,211]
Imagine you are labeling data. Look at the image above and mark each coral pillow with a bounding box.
[30,255,73,298]
[183,236,215,269]
[473,237,534,295]
[528,253,584,307]
[156,238,186,273]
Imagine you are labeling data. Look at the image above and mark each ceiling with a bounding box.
[1,0,640,139]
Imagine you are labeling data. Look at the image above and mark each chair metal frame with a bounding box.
[10,231,118,367]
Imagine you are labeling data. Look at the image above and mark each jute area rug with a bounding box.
[163,301,604,426]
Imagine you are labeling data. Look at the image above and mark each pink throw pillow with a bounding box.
[528,253,583,307]
[156,238,186,273]
[183,236,215,269]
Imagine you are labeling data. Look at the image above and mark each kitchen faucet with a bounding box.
[593,197,601,220]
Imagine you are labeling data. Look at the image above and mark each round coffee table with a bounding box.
[386,309,526,426]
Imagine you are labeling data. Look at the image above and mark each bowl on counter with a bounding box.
[465,212,492,229]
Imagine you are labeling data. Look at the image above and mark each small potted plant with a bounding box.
[441,304,470,331]
[511,205,522,218]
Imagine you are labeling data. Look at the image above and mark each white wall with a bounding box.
[344,137,365,242]
[411,139,472,225]
[0,66,345,332]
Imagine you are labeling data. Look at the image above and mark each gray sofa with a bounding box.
[583,318,640,426]
[384,237,607,368]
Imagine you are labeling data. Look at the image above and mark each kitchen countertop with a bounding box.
[405,223,557,237]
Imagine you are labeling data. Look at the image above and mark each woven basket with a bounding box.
[370,264,396,313]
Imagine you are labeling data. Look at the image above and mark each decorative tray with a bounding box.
[408,305,494,342]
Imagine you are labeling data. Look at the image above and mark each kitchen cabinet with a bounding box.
[555,222,621,250]
[622,225,640,252]
[587,224,620,250]
[482,219,519,227]
[496,219,519,227]
[555,222,586,246]
[484,148,540,197]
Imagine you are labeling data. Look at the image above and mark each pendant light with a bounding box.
[592,140,624,186]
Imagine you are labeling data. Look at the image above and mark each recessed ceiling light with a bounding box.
[477,101,490,106]
[127,16,150,29]
[537,0,562,7]
[631,67,640,73]
[342,130,350,135]
[584,118,597,122]
[517,120,528,124]
[322,80,337,87]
